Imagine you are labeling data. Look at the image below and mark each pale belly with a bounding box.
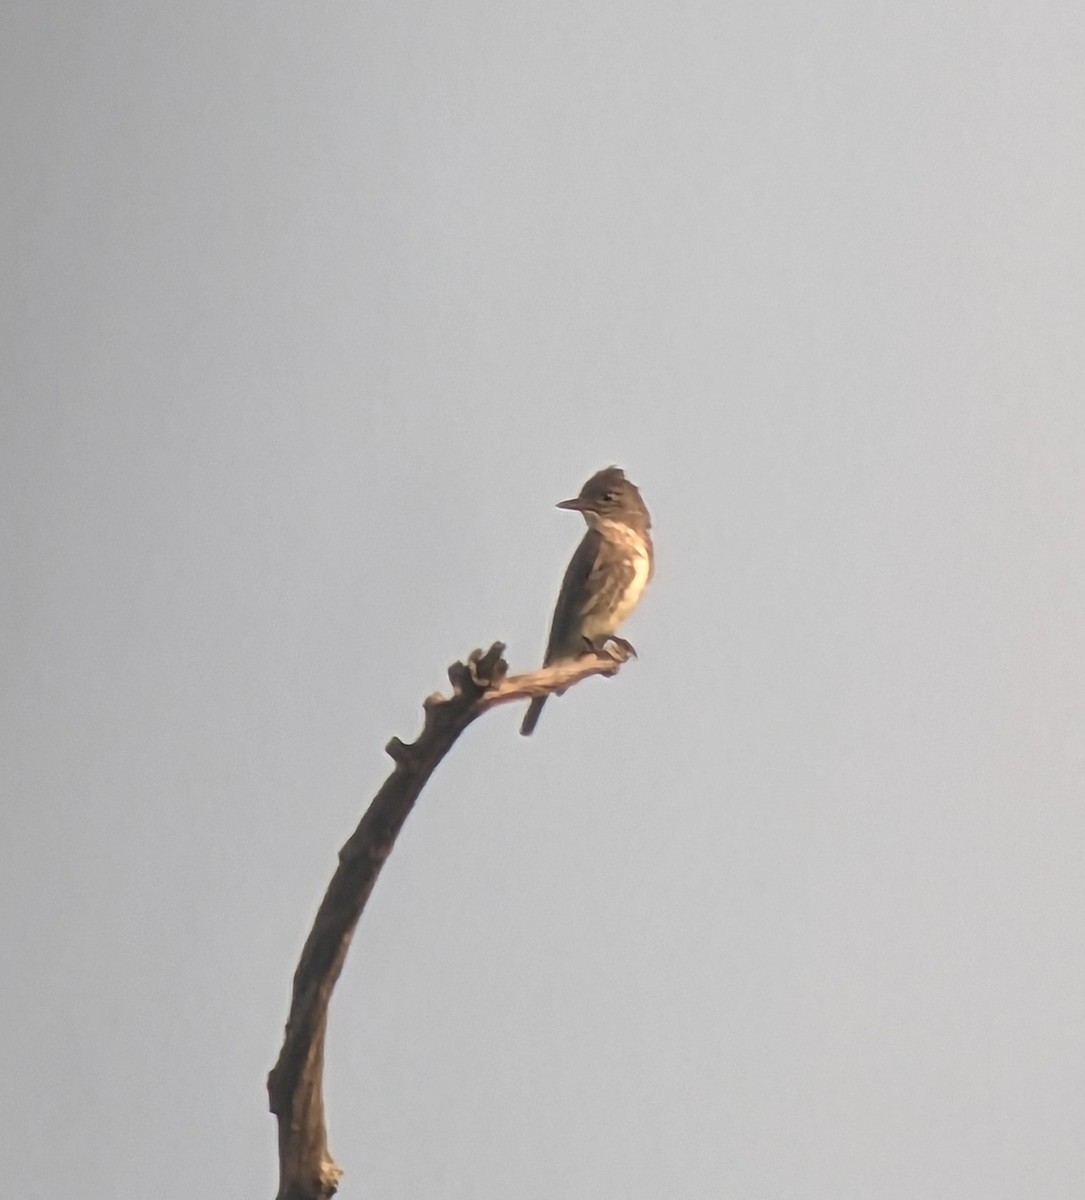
[581,523,652,639]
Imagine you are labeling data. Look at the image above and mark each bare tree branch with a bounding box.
[267,641,631,1200]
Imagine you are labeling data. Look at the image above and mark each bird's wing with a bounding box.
[543,529,604,663]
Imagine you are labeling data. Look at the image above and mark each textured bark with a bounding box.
[267,641,630,1200]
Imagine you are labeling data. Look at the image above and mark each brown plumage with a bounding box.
[521,467,653,736]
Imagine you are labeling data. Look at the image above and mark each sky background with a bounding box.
[5,2,1085,1197]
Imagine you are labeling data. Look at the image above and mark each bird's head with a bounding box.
[556,466,650,530]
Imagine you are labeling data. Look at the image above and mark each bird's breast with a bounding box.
[581,521,653,637]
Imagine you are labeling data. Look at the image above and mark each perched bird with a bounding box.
[520,466,653,736]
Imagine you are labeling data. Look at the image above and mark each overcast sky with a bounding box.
[5,2,1085,1198]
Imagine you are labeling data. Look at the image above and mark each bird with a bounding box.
[520,466,653,736]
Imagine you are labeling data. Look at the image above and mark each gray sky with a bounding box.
[5,2,1085,1197]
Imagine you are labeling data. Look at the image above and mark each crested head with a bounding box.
[556,466,651,530]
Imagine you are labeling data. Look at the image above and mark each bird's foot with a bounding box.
[577,635,637,662]
[602,636,637,662]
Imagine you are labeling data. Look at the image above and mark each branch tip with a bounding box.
[447,660,472,693]
[469,642,509,687]
[384,736,411,764]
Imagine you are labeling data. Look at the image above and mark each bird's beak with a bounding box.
[556,496,588,511]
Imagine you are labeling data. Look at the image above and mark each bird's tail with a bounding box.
[520,696,546,736]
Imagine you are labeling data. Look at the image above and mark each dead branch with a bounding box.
[267,641,630,1200]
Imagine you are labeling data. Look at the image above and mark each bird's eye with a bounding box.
[602,491,616,502]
